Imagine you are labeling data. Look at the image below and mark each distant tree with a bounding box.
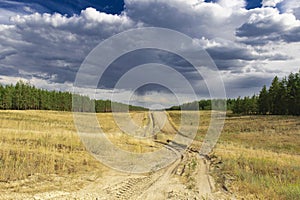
[181,101,198,110]
[168,71,299,116]
[3,85,13,109]
[250,95,258,114]
[13,81,21,109]
[258,85,270,114]
[199,100,211,110]
[269,76,281,114]
[232,97,241,114]
[277,78,288,115]
[286,71,300,115]
[296,71,300,115]
[0,85,4,109]
[1,72,299,115]
[0,81,148,113]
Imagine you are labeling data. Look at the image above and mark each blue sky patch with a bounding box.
[0,0,125,15]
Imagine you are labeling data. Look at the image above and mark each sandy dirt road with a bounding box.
[1,111,229,200]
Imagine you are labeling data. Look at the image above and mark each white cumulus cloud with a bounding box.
[0,0,299,99]
[262,0,284,7]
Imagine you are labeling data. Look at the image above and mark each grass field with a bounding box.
[0,110,164,192]
[0,110,157,178]
[0,110,299,199]
[168,111,300,199]
[0,110,107,193]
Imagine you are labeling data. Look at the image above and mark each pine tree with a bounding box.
[0,84,4,109]
[3,85,13,109]
[287,71,300,115]
[269,76,281,114]
[232,97,242,114]
[250,95,258,114]
[277,78,287,115]
[296,71,300,115]
[258,85,270,114]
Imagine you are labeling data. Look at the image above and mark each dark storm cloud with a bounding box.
[236,18,284,38]
[134,84,173,96]
[281,27,300,42]
[207,45,256,61]
[0,49,17,60]
[238,26,300,44]
[213,59,247,71]
[205,40,290,71]
[229,75,272,88]
[98,49,201,91]
[223,74,275,97]
[0,66,18,76]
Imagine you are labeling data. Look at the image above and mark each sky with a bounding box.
[0,0,300,108]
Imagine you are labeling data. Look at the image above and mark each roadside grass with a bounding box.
[167,110,210,141]
[97,112,160,153]
[0,110,160,184]
[214,144,300,199]
[0,110,106,193]
[167,110,300,199]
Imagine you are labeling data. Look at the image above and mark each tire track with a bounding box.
[105,111,183,200]
[108,176,152,199]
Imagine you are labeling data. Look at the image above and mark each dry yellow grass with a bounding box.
[0,110,105,194]
[168,110,300,199]
[213,143,300,199]
[96,112,161,153]
[1,110,299,199]
[0,110,160,183]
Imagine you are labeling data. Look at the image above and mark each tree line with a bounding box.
[168,99,226,111]
[168,71,300,116]
[0,81,146,112]
[231,71,300,115]
[1,71,299,115]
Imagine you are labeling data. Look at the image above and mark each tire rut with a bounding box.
[105,175,154,199]
[106,111,184,199]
